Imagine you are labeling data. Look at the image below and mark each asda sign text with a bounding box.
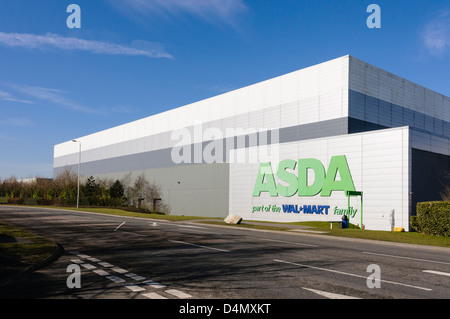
[253,155,355,197]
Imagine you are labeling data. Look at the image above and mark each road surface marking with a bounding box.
[81,263,96,270]
[107,276,126,283]
[98,262,114,267]
[169,240,230,253]
[68,251,194,298]
[142,292,168,299]
[303,287,361,299]
[114,222,126,231]
[362,252,450,266]
[112,267,128,274]
[165,289,193,299]
[176,224,206,229]
[423,270,450,277]
[274,259,432,292]
[125,273,146,281]
[93,269,110,276]
[124,285,146,292]
[87,257,101,262]
[144,281,166,289]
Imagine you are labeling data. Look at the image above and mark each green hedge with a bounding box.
[415,201,450,237]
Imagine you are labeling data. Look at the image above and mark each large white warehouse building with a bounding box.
[54,55,450,231]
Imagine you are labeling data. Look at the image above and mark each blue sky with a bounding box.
[0,0,449,179]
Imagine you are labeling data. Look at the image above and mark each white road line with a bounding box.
[124,285,146,292]
[93,269,110,276]
[98,262,114,267]
[303,287,361,299]
[114,222,126,232]
[423,270,450,277]
[176,224,206,230]
[70,259,83,264]
[247,236,318,248]
[165,289,193,299]
[144,281,166,289]
[81,263,97,270]
[142,292,168,299]
[150,222,172,227]
[362,252,450,266]
[112,267,128,274]
[125,273,146,281]
[87,257,101,262]
[169,240,230,253]
[274,259,432,292]
[107,276,126,283]
[77,254,90,259]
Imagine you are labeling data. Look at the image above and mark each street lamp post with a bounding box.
[72,140,81,209]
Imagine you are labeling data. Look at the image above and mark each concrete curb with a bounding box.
[25,242,65,274]
[0,241,64,286]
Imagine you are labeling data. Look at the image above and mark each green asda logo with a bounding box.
[253,155,355,197]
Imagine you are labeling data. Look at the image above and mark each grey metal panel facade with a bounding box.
[54,117,349,177]
[92,163,230,218]
[348,90,450,139]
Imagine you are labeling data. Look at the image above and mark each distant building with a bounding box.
[18,177,53,184]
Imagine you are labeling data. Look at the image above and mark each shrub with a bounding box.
[110,180,124,199]
[416,201,450,237]
[24,198,38,206]
[7,198,24,205]
[410,216,420,232]
[37,198,52,206]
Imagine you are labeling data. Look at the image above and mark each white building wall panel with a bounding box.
[54,56,350,164]
[229,127,411,231]
[298,96,320,125]
[280,101,299,128]
[263,105,280,130]
[280,72,299,103]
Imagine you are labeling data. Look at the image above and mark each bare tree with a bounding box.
[0,169,169,212]
[127,173,162,211]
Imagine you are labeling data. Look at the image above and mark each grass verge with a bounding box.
[36,205,210,222]
[22,206,450,248]
[198,220,450,248]
[0,221,56,281]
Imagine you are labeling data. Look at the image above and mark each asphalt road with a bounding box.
[0,206,449,302]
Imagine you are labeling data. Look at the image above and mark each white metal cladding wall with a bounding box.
[53,56,349,169]
[349,56,450,136]
[229,127,411,231]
